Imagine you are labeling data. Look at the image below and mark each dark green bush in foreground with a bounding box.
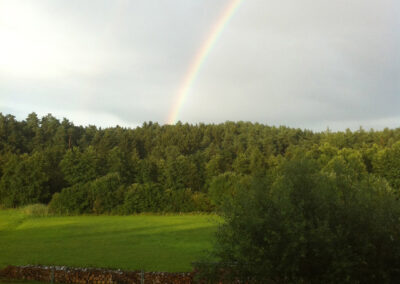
[200,156,400,283]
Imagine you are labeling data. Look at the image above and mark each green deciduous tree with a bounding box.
[60,146,102,185]
[121,183,165,213]
[0,152,51,207]
[373,141,400,190]
[201,156,400,283]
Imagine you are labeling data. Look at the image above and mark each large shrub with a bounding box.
[0,152,51,207]
[373,141,400,190]
[22,203,49,217]
[208,172,251,209]
[49,173,123,214]
[202,156,400,283]
[48,183,91,215]
[121,183,165,213]
[90,173,125,214]
[121,183,212,213]
[59,146,103,185]
[163,188,211,212]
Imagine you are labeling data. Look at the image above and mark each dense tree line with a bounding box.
[0,112,400,215]
[197,152,400,283]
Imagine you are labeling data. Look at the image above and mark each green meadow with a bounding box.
[0,209,219,272]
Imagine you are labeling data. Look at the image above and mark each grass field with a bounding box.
[0,209,219,272]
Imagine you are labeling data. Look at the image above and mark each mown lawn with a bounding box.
[0,209,219,272]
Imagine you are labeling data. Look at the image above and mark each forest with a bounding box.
[0,112,400,214]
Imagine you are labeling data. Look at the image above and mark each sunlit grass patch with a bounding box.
[20,204,48,217]
[0,209,219,272]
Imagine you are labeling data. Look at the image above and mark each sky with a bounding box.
[0,0,399,131]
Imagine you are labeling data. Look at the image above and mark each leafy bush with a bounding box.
[60,146,102,185]
[48,183,91,215]
[0,153,51,208]
[208,172,251,209]
[201,156,400,283]
[49,173,123,215]
[21,203,49,217]
[163,188,194,212]
[373,141,400,189]
[90,173,124,214]
[121,183,165,214]
[191,191,213,212]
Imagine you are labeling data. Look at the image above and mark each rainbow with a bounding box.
[166,0,243,124]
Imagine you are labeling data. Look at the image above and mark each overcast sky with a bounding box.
[0,0,399,131]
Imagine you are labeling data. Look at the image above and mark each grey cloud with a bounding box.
[178,0,400,130]
[1,0,399,130]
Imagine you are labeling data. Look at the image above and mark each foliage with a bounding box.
[121,183,165,214]
[202,156,400,283]
[2,112,400,215]
[90,173,125,214]
[0,152,51,207]
[4,112,400,281]
[373,141,400,190]
[21,203,49,217]
[208,172,250,209]
[120,184,212,214]
[163,188,212,212]
[49,173,124,215]
[59,146,102,185]
[48,183,91,215]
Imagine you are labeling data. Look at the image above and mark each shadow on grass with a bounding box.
[0,217,218,272]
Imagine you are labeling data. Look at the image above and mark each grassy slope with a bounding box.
[0,210,219,272]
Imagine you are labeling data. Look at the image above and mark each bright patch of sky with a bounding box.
[0,0,399,130]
